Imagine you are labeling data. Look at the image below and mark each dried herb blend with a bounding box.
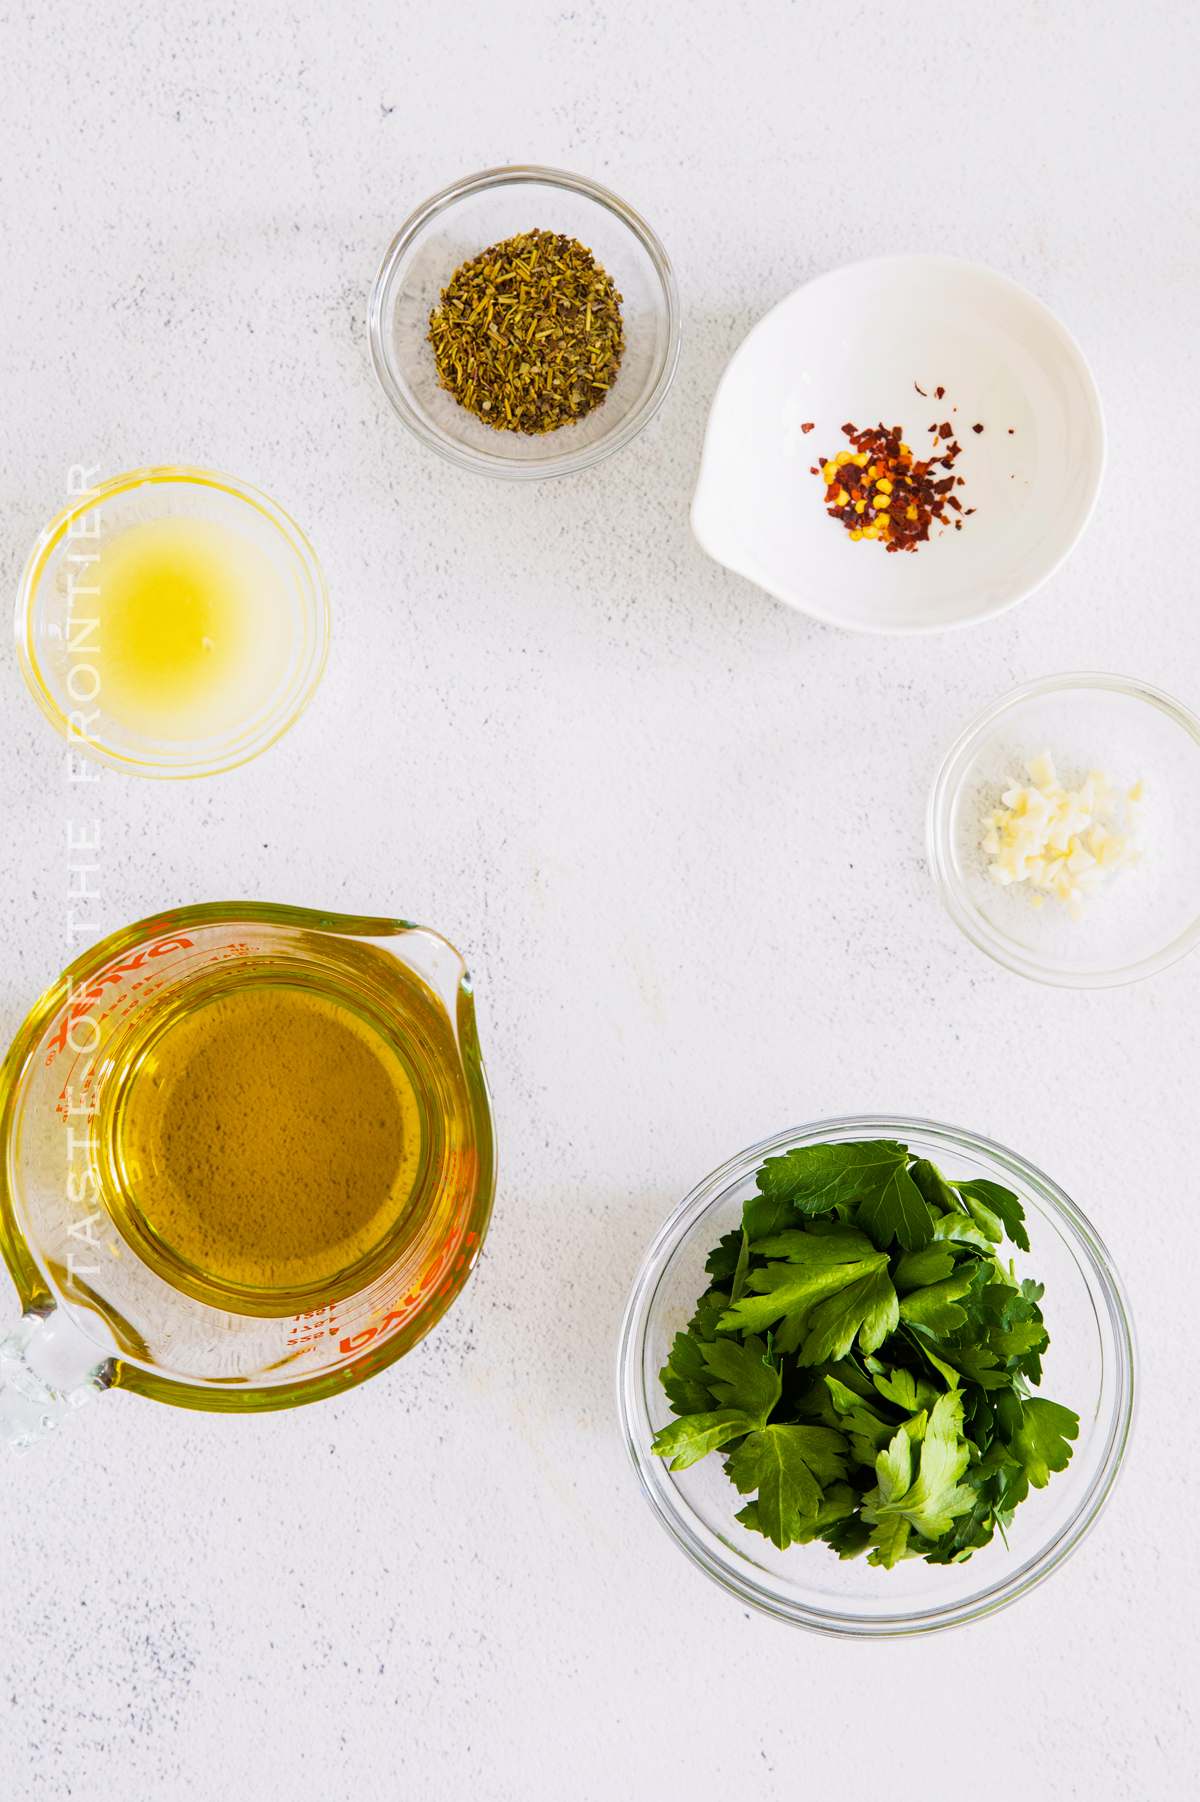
[428,230,624,435]
[652,1139,1079,1568]
[811,418,975,552]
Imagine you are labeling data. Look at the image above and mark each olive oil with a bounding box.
[91,514,291,739]
[112,986,424,1297]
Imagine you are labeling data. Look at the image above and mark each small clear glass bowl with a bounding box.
[14,466,329,779]
[927,674,1200,987]
[368,165,680,480]
[616,1117,1134,1638]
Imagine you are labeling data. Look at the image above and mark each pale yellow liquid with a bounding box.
[115,986,424,1294]
[89,515,292,739]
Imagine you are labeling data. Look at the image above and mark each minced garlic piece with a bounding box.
[980,753,1143,923]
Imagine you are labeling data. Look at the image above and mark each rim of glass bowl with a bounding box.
[368,164,681,481]
[927,672,1200,988]
[615,1115,1136,1638]
[14,465,330,779]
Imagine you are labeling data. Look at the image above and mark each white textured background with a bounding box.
[1,2,1197,1796]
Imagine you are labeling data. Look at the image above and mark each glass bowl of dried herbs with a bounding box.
[369,165,680,480]
[617,1117,1134,1637]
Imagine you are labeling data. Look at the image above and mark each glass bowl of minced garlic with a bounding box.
[927,673,1200,987]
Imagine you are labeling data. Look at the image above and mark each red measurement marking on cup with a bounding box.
[45,934,196,1058]
[335,1232,466,1356]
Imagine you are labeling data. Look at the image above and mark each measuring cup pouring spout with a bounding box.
[0,1310,112,1455]
[0,904,496,1453]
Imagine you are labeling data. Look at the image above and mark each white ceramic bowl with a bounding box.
[691,255,1104,634]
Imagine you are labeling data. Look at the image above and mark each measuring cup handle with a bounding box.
[0,1310,111,1456]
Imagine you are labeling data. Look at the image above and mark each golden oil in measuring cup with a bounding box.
[100,979,432,1311]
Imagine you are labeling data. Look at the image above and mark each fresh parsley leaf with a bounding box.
[868,1365,939,1414]
[922,1491,998,1564]
[909,1157,964,1217]
[972,1273,1049,1371]
[989,1318,1050,1360]
[898,1269,976,1335]
[867,1509,916,1567]
[798,1266,900,1364]
[752,1225,880,1263]
[704,1232,744,1282]
[660,1330,718,1415]
[651,1408,763,1470]
[743,1140,910,1241]
[941,1349,1014,1390]
[929,1213,996,1254]
[725,1424,849,1549]
[952,1188,1003,1243]
[862,1392,977,1567]
[1011,1398,1079,1487]
[718,1233,889,1344]
[824,1375,896,1465]
[992,1386,1024,1445]
[824,1516,874,1560]
[893,1241,958,1293]
[736,1482,860,1547]
[699,1333,782,1421]
[690,1287,731,1342]
[780,1483,860,1545]
[904,1335,963,1393]
[729,1230,751,1304]
[857,1160,936,1253]
[652,1335,782,1467]
[956,1179,1030,1254]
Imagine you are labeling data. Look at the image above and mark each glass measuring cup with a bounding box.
[0,904,495,1452]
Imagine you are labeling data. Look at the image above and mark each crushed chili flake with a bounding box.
[914,382,927,396]
[801,421,815,433]
[972,423,984,433]
[812,414,973,553]
[935,385,945,399]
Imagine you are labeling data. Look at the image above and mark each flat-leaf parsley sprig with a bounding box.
[652,1139,1078,1569]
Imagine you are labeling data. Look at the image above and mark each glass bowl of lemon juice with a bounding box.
[15,466,329,778]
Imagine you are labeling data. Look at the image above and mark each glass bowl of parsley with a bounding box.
[616,1117,1134,1636]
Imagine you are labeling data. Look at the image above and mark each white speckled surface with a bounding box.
[1,2,1197,1795]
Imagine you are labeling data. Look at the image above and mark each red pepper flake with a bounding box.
[801,421,814,433]
[972,423,984,434]
[1009,428,1015,435]
[939,421,952,438]
[914,382,927,396]
[812,417,972,553]
[935,386,945,399]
